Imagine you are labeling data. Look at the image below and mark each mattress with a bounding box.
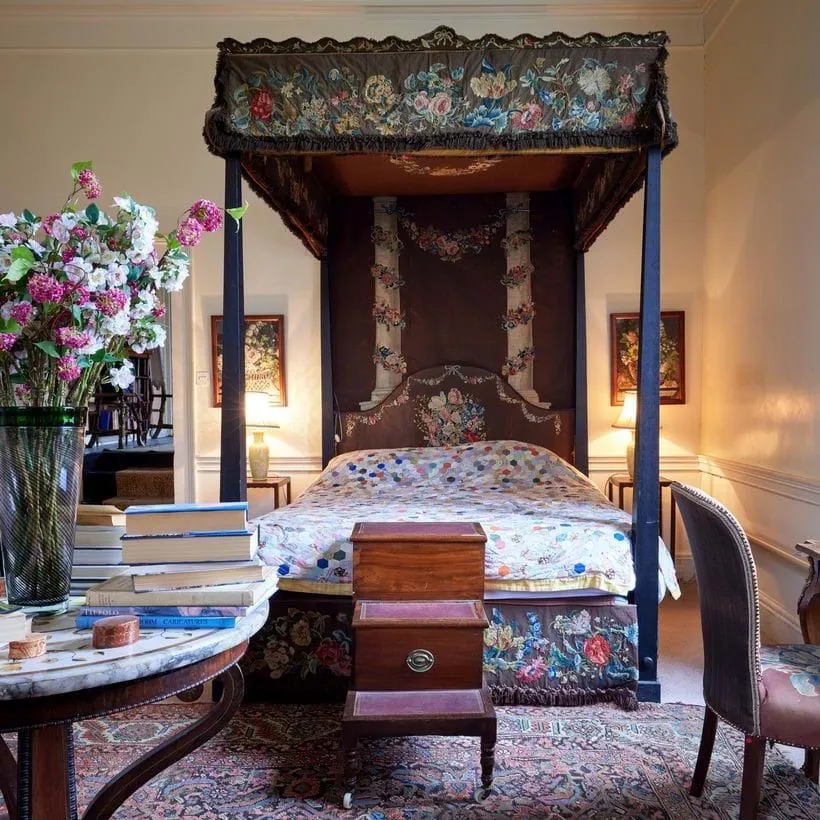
[254,441,680,601]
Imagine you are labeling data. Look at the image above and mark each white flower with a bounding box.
[26,239,45,256]
[102,310,131,337]
[129,322,166,354]
[100,248,118,266]
[0,213,17,228]
[86,267,107,291]
[59,213,78,229]
[51,221,70,243]
[130,290,154,319]
[578,66,612,97]
[113,196,133,213]
[64,257,93,283]
[106,262,129,287]
[79,333,104,355]
[108,361,135,389]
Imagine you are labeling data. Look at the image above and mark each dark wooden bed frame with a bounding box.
[204,27,672,702]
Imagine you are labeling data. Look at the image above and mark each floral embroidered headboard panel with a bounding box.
[337,365,575,464]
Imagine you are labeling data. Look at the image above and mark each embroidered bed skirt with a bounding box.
[241,591,638,709]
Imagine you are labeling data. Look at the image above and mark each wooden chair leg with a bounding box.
[690,706,718,797]
[740,736,766,820]
[804,748,820,783]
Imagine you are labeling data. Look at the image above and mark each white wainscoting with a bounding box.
[700,455,814,643]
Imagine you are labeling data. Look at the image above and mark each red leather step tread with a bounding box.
[351,522,485,541]
[351,689,484,717]
[353,600,488,628]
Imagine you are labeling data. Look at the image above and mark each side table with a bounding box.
[247,475,291,509]
[0,602,267,819]
[607,473,677,562]
[796,540,820,644]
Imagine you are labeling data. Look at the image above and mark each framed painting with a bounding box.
[211,314,286,407]
[610,311,685,405]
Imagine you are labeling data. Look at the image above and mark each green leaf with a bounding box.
[226,202,249,228]
[4,258,33,283]
[77,356,90,368]
[35,341,60,358]
[22,209,37,224]
[70,161,93,183]
[85,203,100,224]
[0,319,21,334]
[11,246,34,264]
[165,233,180,251]
[71,305,83,321]
[91,349,107,363]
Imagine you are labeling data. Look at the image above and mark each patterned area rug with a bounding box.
[54,702,820,817]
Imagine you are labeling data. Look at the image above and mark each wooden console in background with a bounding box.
[341,521,496,810]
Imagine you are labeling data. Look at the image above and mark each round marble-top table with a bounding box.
[0,601,268,820]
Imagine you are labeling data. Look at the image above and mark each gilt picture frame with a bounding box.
[211,314,286,407]
[610,311,685,406]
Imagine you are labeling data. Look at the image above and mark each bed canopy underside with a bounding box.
[203,26,677,256]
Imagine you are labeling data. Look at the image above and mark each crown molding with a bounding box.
[0,1,707,50]
[701,0,740,43]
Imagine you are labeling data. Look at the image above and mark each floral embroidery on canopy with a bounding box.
[370,226,403,253]
[389,155,502,177]
[372,302,406,328]
[414,389,486,446]
[501,263,535,288]
[390,205,510,263]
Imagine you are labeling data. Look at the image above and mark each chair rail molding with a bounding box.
[195,455,323,475]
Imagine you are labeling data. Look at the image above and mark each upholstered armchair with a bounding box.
[671,482,820,819]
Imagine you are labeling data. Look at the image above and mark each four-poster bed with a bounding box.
[203,26,678,704]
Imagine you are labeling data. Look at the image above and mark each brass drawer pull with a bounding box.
[406,649,435,673]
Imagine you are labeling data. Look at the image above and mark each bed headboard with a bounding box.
[336,364,575,462]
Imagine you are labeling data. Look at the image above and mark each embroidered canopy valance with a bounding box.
[203,27,677,256]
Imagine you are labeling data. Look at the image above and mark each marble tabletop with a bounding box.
[0,600,268,700]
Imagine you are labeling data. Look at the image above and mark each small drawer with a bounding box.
[353,627,485,691]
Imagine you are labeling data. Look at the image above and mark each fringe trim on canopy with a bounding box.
[489,683,638,711]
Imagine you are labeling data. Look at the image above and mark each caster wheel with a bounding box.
[342,792,354,809]
[473,786,493,802]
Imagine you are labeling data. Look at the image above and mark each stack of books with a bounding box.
[71,505,128,596]
[78,502,275,630]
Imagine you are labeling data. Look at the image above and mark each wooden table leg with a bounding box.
[286,482,292,505]
[480,730,496,791]
[669,492,677,563]
[82,663,244,820]
[17,723,76,820]
[273,485,280,509]
[0,734,18,818]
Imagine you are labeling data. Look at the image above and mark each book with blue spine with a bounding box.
[124,502,249,537]
[75,614,242,630]
[79,605,252,617]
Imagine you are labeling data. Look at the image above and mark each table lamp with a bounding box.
[245,392,280,481]
[612,389,638,479]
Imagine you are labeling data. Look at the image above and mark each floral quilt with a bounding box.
[254,440,680,599]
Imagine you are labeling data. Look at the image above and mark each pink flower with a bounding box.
[42,214,60,236]
[583,634,611,666]
[56,354,81,382]
[9,302,33,326]
[189,199,223,232]
[71,226,89,241]
[428,93,452,117]
[511,102,543,131]
[70,285,91,307]
[249,89,273,120]
[14,384,31,403]
[515,656,547,684]
[77,169,102,200]
[94,288,128,317]
[55,326,90,350]
[152,303,167,319]
[413,91,430,112]
[0,333,17,352]
[28,274,65,304]
[176,216,202,247]
[61,247,75,263]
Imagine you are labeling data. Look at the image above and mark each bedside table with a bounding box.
[247,475,291,509]
[607,473,677,562]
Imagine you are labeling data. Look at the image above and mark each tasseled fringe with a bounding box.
[489,684,638,711]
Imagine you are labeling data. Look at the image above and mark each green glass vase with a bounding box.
[0,407,87,612]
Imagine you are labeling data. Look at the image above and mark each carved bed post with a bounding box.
[633,146,662,702]
[574,251,589,475]
[219,155,247,502]
[321,255,335,467]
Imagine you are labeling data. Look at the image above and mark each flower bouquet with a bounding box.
[0,162,240,610]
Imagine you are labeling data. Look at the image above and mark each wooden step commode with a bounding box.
[341,522,496,810]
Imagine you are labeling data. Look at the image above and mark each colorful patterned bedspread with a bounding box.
[254,440,680,599]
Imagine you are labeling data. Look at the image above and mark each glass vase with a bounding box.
[0,407,87,613]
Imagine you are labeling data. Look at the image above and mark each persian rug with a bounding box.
[36,703,820,818]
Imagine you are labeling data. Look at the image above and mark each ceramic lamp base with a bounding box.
[248,431,270,481]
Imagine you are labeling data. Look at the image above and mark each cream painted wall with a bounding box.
[701,0,820,640]
[0,8,705,536]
